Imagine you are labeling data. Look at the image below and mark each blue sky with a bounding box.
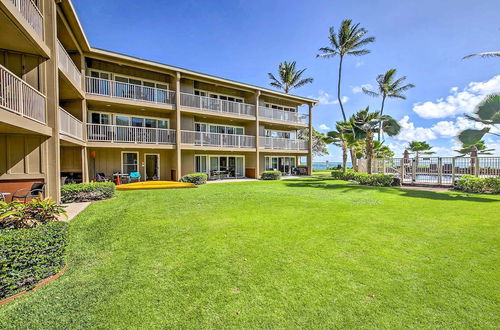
[73,0,500,160]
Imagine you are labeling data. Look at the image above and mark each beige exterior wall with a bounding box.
[0,134,46,180]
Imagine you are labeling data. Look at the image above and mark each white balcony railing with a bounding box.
[181,131,256,148]
[0,64,46,124]
[180,93,256,117]
[10,0,43,37]
[59,107,83,140]
[260,137,308,150]
[86,77,175,105]
[57,40,82,89]
[87,123,176,145]
[259,106,308,124]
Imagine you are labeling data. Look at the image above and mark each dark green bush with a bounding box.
[181,173,208,185]
[331,169,356,180]
[0,197,66,229]
[455,175,500,194]
[261,171,282,180]
[61,182,115,203]
[0,222,67,299]
[352,173,395,186]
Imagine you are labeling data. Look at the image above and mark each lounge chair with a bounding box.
[12,183,46,202]
[129,171,141,182]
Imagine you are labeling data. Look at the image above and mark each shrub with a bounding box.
[0,222,68,299]
[261,171,282,180]
[352,173,395,187]
[455,175,500,194]
[180,173,208,185]
[0,198,66,229]
[61,182,115,203]
[331,169,356,181]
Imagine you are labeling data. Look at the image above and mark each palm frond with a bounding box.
[463,51,500,60]
[362,88,379,97]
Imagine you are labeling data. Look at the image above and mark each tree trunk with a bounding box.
[342,142,348,172]
[366,132,374,174]
[349,148,357,171]
[337,56,346,121]
[378,96,386,141]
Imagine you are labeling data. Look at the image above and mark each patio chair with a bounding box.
[0,193,6,202]
[96,173,109,182]
[129,171,141,182]
[12,182,46,203]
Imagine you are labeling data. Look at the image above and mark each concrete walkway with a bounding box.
[59,202,91,222]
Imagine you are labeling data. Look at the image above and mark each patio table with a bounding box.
[113,173,129,185]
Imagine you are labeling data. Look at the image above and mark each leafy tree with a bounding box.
[373,141,395,158]
[458,94,500,145]
[455,140,494,156]
[407,141,435,158]
[268,61,313,94]
[298,128,329,157]
[350,107,401,174]
[363,68,415,140]
[317,19,375,121]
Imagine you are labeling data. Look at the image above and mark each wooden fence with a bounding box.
[371,157,500,186]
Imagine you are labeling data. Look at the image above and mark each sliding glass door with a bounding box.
[265,156,296,175]
[195,155,245,178]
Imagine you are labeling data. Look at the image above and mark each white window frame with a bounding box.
[264,102,297,112]
[194,122,245,135]
[87,111,170,128]
[144,153,160,180]
[121,151,139,174]
[194,154,246,178]
[194,89,244,103]
[87,69,169,90]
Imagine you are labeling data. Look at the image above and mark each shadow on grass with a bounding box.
[282,177,500,203]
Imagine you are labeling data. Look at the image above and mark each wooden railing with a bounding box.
[259,137,308,150]
[10,0,43,37]
[59,107,83,140]
[85,77,175,105]
[181,131,256,148]
[259,106,308,124]
[87,124,176,144]
[372,157,500,186]
[57,40,81,89]
[0,64,46,124]
[180,93,255,117]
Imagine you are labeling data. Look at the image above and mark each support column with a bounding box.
[174,72,182,180]
[44,0,61,202]
[307,103,313,175]
[254,90,260,178]
[81,146,89,183]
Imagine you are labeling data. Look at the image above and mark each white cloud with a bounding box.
[355,60,364,68]
[351,83,373,94]
[412,75,500,119]
[395,115,437,141]
[315,90,349,105]
[318,124,330,131]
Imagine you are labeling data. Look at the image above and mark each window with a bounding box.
[131,117,144,127]
[195,156,208,173]
[265,103,296,112]
[194,89,243,103]
[122,152,138,174]
[89,112,110,125]
[195,123,244,135]
[115,115,130,126]
[265,129,293,139]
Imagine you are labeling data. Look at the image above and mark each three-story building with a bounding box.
[0,0,317,202]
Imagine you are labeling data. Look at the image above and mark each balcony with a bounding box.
[59,107,83,140]
[180,93,256,117]
[87,124,176,145]
[57,40,81,89]
[0,64,46,124]
[85,77,175,105]
[260,137,308,151]
[10,0,43,37]
[181,131,256,148]
[259,106,308,125]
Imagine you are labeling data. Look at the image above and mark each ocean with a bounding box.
[312,162,352,170]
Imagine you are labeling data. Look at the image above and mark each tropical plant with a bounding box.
[407,141,435,158]
[298,128,329,157]
[458,94,500,145]
[373,141,395,158]
[349,107,401,174]
[0,197,66,229]
[363,68,415,140]
[327,121,351,171]
[268,61,313,94]
[454,140,494,156]
[463,51,500,60]
[317,19,375,121]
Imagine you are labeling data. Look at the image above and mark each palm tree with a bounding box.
[463,51,500,60]
[458,94,500,145]
[407,141,435,158]
[349,107,401,174]
[363,68,415,140]
[373,141,394,158]
[317,19,375,121]
[455,140,494,156]
[268,61,313,94]
[327,122,351,171]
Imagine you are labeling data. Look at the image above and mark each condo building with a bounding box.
[0,0,316,202]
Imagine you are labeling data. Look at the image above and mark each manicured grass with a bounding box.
[0,177,499,328]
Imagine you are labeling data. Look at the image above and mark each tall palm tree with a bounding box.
[455,140,494,156]
[363,68,414,140]
[317,19,375,121]
[327,121,351,171]
[350,107,401,174]
[268,61,313,94]
[458,93,500,145]
[407,141,434,158]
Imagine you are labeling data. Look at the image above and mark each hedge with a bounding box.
[261,171,282,180]
[180,173,208,185]
[331,170,395,187]
[61,182,115,203]
[454,175,500,194]
[0,222,68,299]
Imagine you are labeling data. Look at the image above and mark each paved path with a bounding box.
[59,202,91,222]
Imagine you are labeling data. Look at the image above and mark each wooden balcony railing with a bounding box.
[0,64,46,124]
[87,123,176,145]
[59,107,83,140]
[181,131,256,148]
[57,40,82,89]
[10,0,43,37]
[180,93,255,117]
[259,106,308,124]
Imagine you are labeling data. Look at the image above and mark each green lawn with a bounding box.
[1,176,499,328]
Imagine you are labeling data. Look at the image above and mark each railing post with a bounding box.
[400,158,404,182]
[451,157,456,185]
[437,157,442,185]
[412,158,416,183]
[18,81,24,117]
[475,156,480,177]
